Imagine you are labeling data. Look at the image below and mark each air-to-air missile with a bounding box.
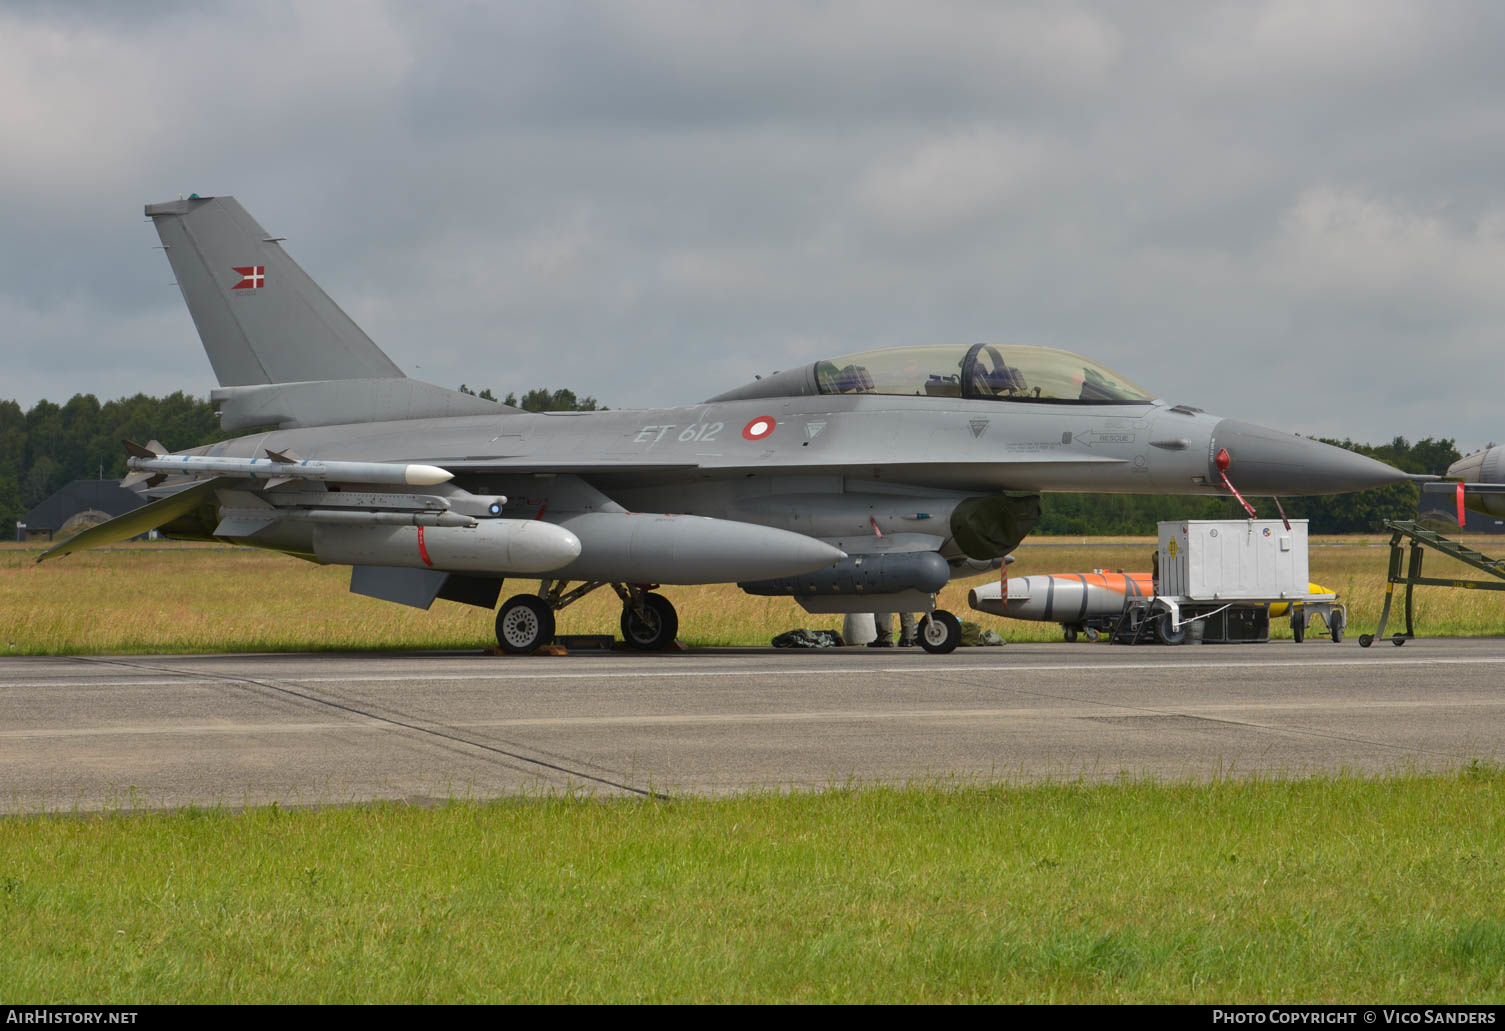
[126,452,455,487]
[40,194,1428,655]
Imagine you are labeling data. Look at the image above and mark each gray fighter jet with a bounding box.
[41,195,1417,654]
[1428,445,1505,524]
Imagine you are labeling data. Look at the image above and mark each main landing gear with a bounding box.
[495,595,554,654]
[494,579,680,653]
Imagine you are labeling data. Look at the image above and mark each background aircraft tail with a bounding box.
[146,195,405,386]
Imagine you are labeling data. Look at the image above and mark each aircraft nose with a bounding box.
[1208,419,1411,495]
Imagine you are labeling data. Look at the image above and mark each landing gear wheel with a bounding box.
[496,594,555,654]
[1392,636,1406,647]
[1084,627,1101,643]
[1155,613,1187,645]
[1331,613,1345,644]
[918,610,962,654]
[1063,626,1078,643]
[1292,614,1306,644]
[1359,634,1374,648]
[620,592,679,651]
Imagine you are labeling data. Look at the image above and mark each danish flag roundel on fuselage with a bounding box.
[742,416,776,441]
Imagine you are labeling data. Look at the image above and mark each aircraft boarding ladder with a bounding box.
[1360,520,1505,647]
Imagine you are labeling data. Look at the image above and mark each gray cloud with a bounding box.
[2,0,1502,453]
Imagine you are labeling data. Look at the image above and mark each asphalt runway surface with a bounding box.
[4,638,1505,812]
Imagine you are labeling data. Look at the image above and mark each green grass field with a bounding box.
[3,774,1504,1003]
[4,535,1503,654]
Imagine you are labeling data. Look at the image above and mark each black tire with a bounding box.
[496,594,555,654]
[1154,613,1187,645]
[1392,636,1406,647]
[1063,626,1078,643]
[1359,634,1374,648]
[620,592,679,651]
[1331,614,1344,644]
[918,610,962,654]
[1292,614,1306,644]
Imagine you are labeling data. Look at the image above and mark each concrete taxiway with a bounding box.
[3,639,1504,812]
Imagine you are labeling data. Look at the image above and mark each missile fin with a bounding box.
[119,471,162,490]
[122,438,166,459]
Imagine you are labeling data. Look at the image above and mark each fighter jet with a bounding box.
[1435,445,1505,524]
[40,195,1418,654]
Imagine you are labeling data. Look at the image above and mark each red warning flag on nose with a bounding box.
[232,266,265,290]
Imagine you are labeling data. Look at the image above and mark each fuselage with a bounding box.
[165,390,1408,580]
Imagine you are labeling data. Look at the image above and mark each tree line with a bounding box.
[0,386,603,531]
[458,384,603,412]
[0,389,1460,536]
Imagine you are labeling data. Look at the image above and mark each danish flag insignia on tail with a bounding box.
[232,265,265,290]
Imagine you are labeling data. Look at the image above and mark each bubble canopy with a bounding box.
[813,343,1154,404]
[704,342,1158,405]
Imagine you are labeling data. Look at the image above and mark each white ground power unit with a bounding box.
[1158,519,1310,601]
[1134,519,1342,644]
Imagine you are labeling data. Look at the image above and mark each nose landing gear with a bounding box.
[916,610,962,654]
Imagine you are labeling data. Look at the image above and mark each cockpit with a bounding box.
[708,343,1156,405]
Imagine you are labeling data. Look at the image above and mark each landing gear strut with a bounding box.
[916,610,962,654]
[616,586,679,651]
[492,579,680,652]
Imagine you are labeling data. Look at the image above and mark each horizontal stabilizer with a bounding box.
[37,479,226,563]
[1424,481,1505,495]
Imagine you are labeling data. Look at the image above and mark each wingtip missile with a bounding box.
[124,454,455,487]
[401,464,454,486]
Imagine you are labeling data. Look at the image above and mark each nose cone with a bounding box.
[1210,419,1411,495]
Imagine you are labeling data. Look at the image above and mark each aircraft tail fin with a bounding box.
[145,195,405,386]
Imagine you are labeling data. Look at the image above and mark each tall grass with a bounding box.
[2,536,1502,655]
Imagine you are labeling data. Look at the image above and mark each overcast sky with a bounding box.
[3,0,1503,452]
